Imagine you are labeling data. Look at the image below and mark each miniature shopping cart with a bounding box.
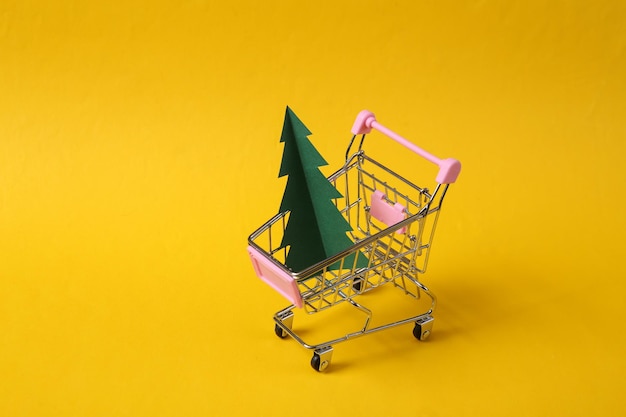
[247,110,461,371]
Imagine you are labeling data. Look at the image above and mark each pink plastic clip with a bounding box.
[370,190,407,234]
[248,246,303,308]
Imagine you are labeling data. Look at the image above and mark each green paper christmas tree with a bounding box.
[278,107,368,272]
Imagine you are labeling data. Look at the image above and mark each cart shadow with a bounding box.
[299,272,527,371]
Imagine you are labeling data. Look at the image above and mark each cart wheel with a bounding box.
[413,323,429,340]
[311,353,329,372]
[310,347,333,372]
[274,311,294,339]
[274,323,287,338]
[352,274,367,293]
[413,316,435,341]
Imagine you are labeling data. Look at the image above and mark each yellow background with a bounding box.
[1,1,625,415]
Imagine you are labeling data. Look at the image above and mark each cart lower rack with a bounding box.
[247,110,461,371]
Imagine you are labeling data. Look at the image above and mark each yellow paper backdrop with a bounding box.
[1,1,625,416]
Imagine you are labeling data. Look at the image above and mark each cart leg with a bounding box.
[413,316,434,341]
[311,346,333,372]
[274,310,294,339]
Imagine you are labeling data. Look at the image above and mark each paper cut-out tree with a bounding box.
[278,107,367,272]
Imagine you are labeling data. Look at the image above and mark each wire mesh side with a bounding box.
[249,152,445,313]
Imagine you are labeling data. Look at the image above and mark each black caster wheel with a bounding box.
[413,316,434,341]
[352,275,365,293]
[310,347,333,372]
[274,312,294,339]
[311,353,323,371]
[274,323,287,338]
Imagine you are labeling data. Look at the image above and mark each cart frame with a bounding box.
[247,110,460,371]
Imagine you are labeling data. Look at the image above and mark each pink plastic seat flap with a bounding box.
[247,245,303,308]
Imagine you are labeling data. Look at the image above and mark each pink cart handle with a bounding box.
[351,110,461,184]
